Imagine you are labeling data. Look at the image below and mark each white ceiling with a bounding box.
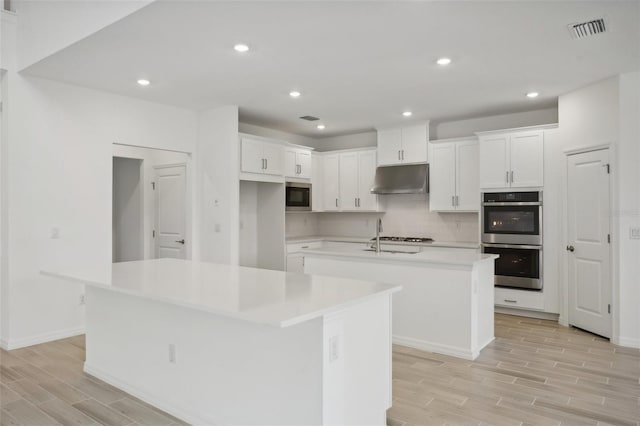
[23,1,640,137]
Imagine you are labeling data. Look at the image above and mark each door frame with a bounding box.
[562,145,616,341]
[153,162,191,260]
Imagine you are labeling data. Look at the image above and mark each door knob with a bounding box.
[566,245,575,252]
[175,239,185,244]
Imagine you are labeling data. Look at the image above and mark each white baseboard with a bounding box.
[616,336,640,349]
[1,326,85,350]
[84,363,214,426]
[393,335,477,360]
[495,307,560,321]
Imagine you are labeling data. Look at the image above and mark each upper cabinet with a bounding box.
[376,123,429,166]
[284,147,312,179]
[322,154,341,211]
[311,153,324,212]
[241,136,284,178]
[339,149,378,211]
[429,138,480,212]
[478,128,544,189]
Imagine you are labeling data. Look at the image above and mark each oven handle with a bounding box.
[482,201,542,206]
[482,243,542,250]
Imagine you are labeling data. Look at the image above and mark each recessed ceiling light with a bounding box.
[317,124,326,130]
[137,79,150,86]
[233,44,249,53]
[526,92,539,98]
[289,91,301,98]
[436,57,452,66]
[402,111,413,117]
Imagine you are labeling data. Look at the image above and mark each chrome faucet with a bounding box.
[375,218,383,254]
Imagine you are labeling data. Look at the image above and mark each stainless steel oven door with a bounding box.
[483,243,543,290]
[482,202,542,245]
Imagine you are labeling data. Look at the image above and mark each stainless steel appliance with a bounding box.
[482,191,543,290]
[285,182,312,211]
[370,164,429,194]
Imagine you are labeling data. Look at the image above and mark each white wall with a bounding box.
[616,72,640,347]
[312,131,377,152]
[1,69,198,348]
[112,157,143,263]
[432,108,559,140]
[285,213,320,238]
[16,0,152,70]
[197,106,239,265]
[239,122,315,148]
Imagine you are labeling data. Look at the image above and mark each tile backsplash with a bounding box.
[286,194,479,243]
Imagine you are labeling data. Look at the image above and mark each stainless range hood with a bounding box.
[370,164,429,194]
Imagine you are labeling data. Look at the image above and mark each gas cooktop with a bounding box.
[371,236,434,243]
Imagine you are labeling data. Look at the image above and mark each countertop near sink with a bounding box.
[286,235,480,249]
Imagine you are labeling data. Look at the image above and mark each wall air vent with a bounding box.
[299,115,320,121]
[568,18,607,39]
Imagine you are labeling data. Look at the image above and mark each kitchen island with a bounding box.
[43,258,401,426]
[302,246,498,360]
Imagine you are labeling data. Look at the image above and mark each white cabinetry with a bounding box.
[284,147,312,179]
[286,240,323,273]
[376,123,429,166]
[429,138,479,212]
[311,153,324,212]
[495,287,545,311]
[338,149,378,211]
[322,154,340,211]
[478,128,544,189]
[241,136,284,178]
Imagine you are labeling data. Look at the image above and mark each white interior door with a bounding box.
[567,149,611,338]
[154,165,187,259]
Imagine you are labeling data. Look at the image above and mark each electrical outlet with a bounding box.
[630,227,640,240]
[168,344,176,364]
[79,294,86,305]
[329,335,340,363]
[214,224,221,233]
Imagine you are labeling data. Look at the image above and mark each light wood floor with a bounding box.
[1,314,638,425]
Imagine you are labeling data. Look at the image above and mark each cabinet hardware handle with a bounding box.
[504,299,517,303]
[401,150,404,160]
[452,196,455,206]
[455,195,459,206]
[359,198,361,207]
[398,150,401,160]
[175,239,185,244]
[336,198,338,208]
[301,246,309,249]
[506,171,509,183]
[265,159,268,169]
[355,198,357,207]
[510,170,514,183]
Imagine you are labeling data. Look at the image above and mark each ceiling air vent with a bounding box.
[299,115,320,121]
[568,18,607,39]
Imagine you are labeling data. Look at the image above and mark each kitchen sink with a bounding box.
[362,249,418,254]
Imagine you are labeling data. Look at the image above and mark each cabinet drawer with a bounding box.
[286,241,323,253]
[495,288,544,310]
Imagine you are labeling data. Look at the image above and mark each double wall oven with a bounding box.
[481,191,543,290]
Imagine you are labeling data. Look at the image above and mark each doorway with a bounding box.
[112,144,191,262]
[112,157,144,262]
[566,148,612,338]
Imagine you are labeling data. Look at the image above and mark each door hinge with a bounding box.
[152,230,155,238]
[151,182,156,190]
[608,304,611,314]
[607,234,611,243]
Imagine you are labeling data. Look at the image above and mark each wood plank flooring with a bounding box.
[1,313,638,425]
[388,314,640,426]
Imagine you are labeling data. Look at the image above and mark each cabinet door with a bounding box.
[510,130,543,187]
[241,138,265,174]
[297,150,312,179]
[339,152,359,211]
[311,154,323,212]
[455,140,480,211]
[323,154,340,211]
[377,129,402,166]
[428,142,456,211]
[262,143,284,176]
[479,135,509,188]
[401,125,428,164]
[284,148,298,178]
[357,150,378,211]
[286,254,305,273]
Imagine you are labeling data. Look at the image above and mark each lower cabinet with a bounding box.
[495,287,545,311]
[286,254,305,273]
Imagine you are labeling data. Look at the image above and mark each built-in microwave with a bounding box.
[285,182,312,211]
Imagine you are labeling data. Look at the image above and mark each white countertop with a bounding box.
[286,235,480,249]
[301,246,497,268]
[43,259,401,328]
